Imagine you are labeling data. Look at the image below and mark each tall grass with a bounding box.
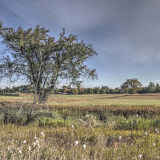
[1,101,160,159]
[1,125,160,159]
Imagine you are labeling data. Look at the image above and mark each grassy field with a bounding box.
[1,93,160,106]
[1,94,160,159]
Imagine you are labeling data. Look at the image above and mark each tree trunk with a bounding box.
[38,92,48,104]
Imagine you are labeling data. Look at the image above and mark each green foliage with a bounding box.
[148,82,156,93]
[115,117,160,130]
[86,88,93,94]
[0,103,61,125]
[93,87,100,94]
[71,88,78,95]
[1,101,160,159]
[0,23,97,103]
[121,78,142,94]
[100,88,106,94]
[39,118,69,127]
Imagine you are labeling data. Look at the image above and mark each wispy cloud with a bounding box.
[1,0,160,87]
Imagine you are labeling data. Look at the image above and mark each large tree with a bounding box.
[147,82,156,93]
[121,78,142,94]
[0,23,97,103]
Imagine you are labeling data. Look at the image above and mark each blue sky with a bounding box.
[0,0,160,88]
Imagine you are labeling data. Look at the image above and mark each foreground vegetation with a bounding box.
[0,94,160,159]
[1,125,160,160]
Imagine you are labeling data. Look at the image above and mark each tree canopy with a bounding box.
[0,22,97,103]
[121,78,142,94]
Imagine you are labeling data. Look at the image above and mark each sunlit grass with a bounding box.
[1,93,160,107]
[1,94,160,159]
[0,125,160,159]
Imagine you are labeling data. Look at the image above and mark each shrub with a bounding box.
[115,117,160,130]
[39,118,69,127]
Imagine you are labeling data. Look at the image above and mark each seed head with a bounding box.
[41,132,45,136]
[22,140,26,144]
[139,154,142,159]
[118,136,122,141]
[33,142,36,147]
[75,141,79,145]
[83,144,86,149]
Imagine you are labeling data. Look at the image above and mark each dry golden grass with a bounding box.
[1,93,160,107]
[0,124,160,159]
[1,94,160,159]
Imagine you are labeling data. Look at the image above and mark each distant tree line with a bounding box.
[0,85,33,94]
[1,79,160,95]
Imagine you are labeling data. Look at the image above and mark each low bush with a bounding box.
[115,117,160,130]
[39,117,69,127]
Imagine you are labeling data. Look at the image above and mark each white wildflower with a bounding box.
[33,142,36,147]
[34,136,37,140]
[153,143,155,146]
[139,154,142,159]
[145,131,148,135]
[155,129,159,134]
[83,144,86,149]
[36,140,39,143]
[72,125,74,128]
[22,140,26,144]
[118,136,122,141]
[136,114,139,117]
[19,150,22,154]
[75,141,79,145]
[41,132,45,136]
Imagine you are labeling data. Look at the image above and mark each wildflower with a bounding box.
[72,125,74,128]
[41,132,45,136]
[36,140,39,143]
[136,114,139,117]
[145,131,148,135]
[83,144,86,149]
[33,142,36,147]
[75,141,79,145]
[22,140,26,144]
[138,154,142,159]
[19,150,22,154]
[34,135,37,139]
[155,129,159,134]
[153,143,155,146]
[118,136,122,141]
